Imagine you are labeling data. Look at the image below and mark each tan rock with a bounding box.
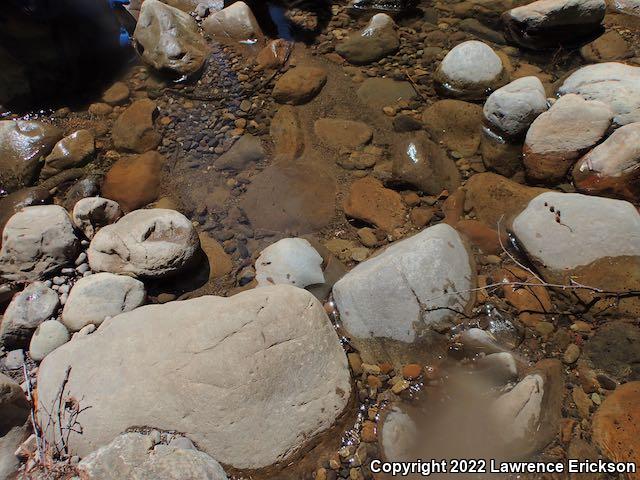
[343,177,406,233]
[422,100,484,157]
[102,151,164,212]
[314,119,373,149]
[112,99,161,153]
[41,129,95,180]
[272,67,327,105]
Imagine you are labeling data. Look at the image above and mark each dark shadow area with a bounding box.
[0,0,135,113]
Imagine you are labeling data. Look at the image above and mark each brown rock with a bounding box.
[89,103,113,116]
[272,67,327,105]
[402,364,422,380]
[580,31,632,63]
[102,82,130,106]
[343,177,406,233]
[392,132,461,195]
[314,119,373,149]
[0,187,50,242]
[270,106,304,161]
[361,421,377,443]
[41,130,95,180]
[572,386,592,418]
[240,163,336,234]
[409,207,434,227]
[356,78,417,111]
[492,265,552,326]
[592,381,640,478]
[101,151,164,212]
[0,373,30,436]
[480,131,523,177]
[523,94,612,184]
[572,122,640,203]
[442,188,466,225]
[199,233,233,279]
[455,220,503,255]
[422,100,484,157]
[256,39,292,70]
[112,99,161,153]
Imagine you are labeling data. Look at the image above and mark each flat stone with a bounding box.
[270,106,304,161]
[343,176,406,233]
[255,238,324,288]
[434,40,508,100]
[272,67,327,105]
[357,78,417,111]
[135,0,208,76]
[558,62,640,127]
[314,119,373,149]
[37,286,351,469]
[483,76,548,139]
[215,134,264,170]
[523,94,612,184]
[584,322,640,382]
[572,121,640,203]
[62,273,146,331]
[112,99,161,153]
[87,209,200,278]
[392,131,461,195]
[101,151,165,212]
[29,320,70,361]
[580,31,632,63]
[0,120,62,193]
[240,163,336,234]
[0,187,50,245]
[422,100,484,157]
[0,205,79,282]
[332,224,474,363]
[40,129,95,180]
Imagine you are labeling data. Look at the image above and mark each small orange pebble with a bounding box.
[367,375,382,389]
[361,421,377,442]
[378,362,394,375]
[402,364,423,380]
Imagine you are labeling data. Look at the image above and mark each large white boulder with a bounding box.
[0,205,79,282]
[37,286,351,469]
[558,62,640,127]
[332,224,475,362]
[87,209,200,278]
[512,191,640,271]
[62,273,146,332]
[483,76,548,138]
[134,0,208,76]
[255,238,325,288]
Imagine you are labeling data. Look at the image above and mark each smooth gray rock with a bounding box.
[0,425,29,479]
[29,320,70,361]
[503,0,606,49]
[214,134,264,170]
[77,432,229,480]
[0,120,62,193]
[332,224,474,345]
[134,0,208,76]
[255,238,325,288]
[72,197,123,239]
[87,209,200,278]
[558,62,640,127]
[0,205,79,282]
[483,76,548,138]
[62,273,146,331]
[37,286,351,469]
[0,282,59,349]
[512,191,640,270]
